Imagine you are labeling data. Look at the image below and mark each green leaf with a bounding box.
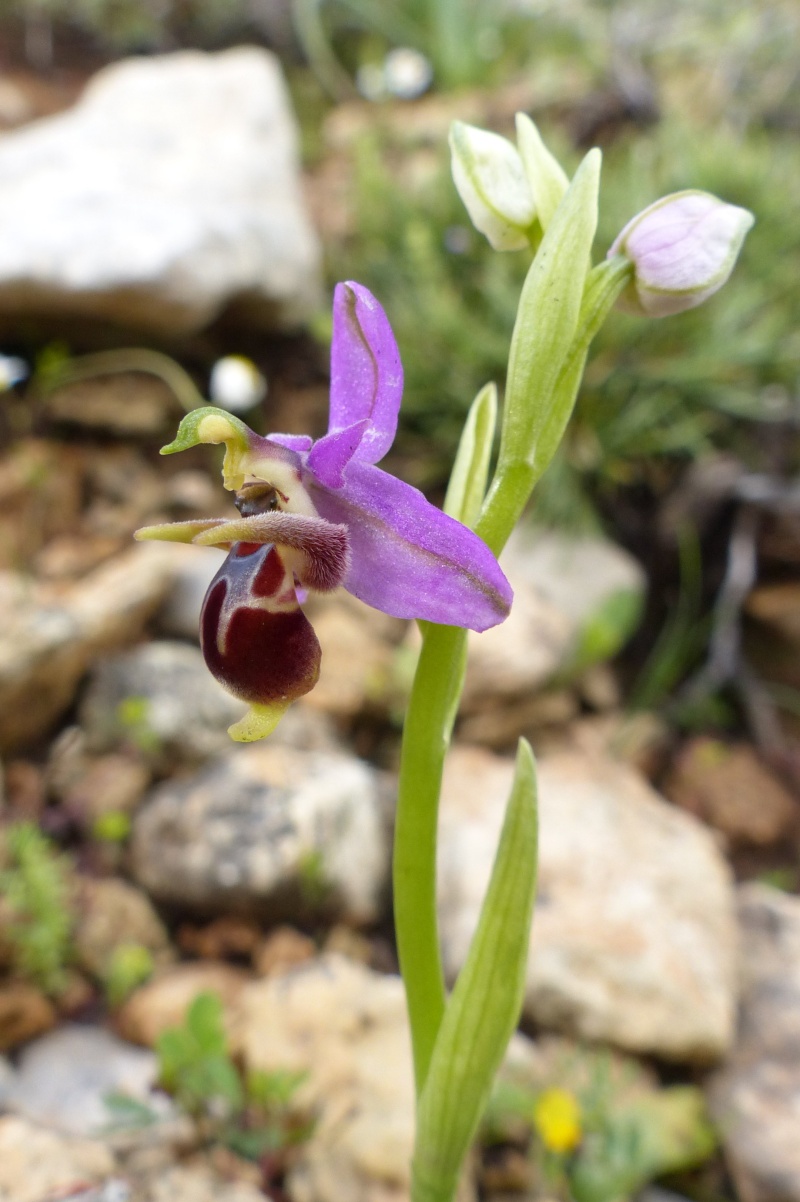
[412,739,538,1202]
[443,382,497,528]
[186,991,228,1056]
[477,151,604,556]
[571,1086,716,1202]
[499,148,601,477]
[616,1086,717,1177]
[515,113,569,230]
[156,1027,195,1087]
[527,255,633,490]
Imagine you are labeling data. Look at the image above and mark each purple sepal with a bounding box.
[308,459,512,632]
[328,282,403,471]
[268,433,314,453]
[308,418,371,489]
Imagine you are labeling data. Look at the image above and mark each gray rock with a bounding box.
[0,543,175,753]
[708,884,800,1202]
[438,746,737,1062]
[116,962,250,1049]
[0,1054,15,1107]
[4,1026,162,1136]
[302,592,407,721]
[232,954,476,1202]
[156,545,226,640]
[140,1167,265,1202]
[505,525,646,637]
[131,745,390,924]
[73,877,174,982]
[462,526,645,714]
[0,48,321,335]
[0,1116,116,1201]
[253,955,414,1202]
[80,640,245,763]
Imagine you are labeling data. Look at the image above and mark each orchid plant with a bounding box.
[136,113,752,1202]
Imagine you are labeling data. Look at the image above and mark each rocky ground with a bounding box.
[0,42,798,1202]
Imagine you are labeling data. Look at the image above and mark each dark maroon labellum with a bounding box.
[200,542,321,706]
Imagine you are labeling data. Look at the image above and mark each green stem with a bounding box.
[394,253,632,1109]
[478,257,633,556]
[394,622,468,1096]
[38,348,207,413]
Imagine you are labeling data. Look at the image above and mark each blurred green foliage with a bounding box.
[157,990,245,1117]
[0,821,74,995]
[105,941,155,1006]
[116,696,164,757]
[156,991,312,1159]
[484,1048,717,1201]
[327,111,798,516]
[292,0,538,96]
[91,810,133,844]
[6,0,257,51]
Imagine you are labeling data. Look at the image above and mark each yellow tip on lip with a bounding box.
[227,702,290,742]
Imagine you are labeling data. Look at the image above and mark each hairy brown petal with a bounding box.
[193,512,350,593]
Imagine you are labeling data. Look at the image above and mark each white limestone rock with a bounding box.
[438,745,737,1062]
[0,48,321,334]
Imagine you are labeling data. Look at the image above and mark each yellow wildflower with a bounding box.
[532,1087,582,1155]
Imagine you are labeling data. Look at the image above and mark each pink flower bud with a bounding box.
[608,190,754,317]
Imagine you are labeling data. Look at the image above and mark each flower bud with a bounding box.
[449,121,535,251]
[608,190,754,317]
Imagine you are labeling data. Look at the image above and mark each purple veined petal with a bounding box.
[268,433,314,453]
[307,460,512,632]
[307,418,370,488]
[328,281,403,467]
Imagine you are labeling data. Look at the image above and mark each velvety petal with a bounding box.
[193,511,350,592]
[307,418,370,489]
[307,460,512,632]
[328,281,403,468]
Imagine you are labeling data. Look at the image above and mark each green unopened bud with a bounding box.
[449,121,535,251]
[514,113,569,230]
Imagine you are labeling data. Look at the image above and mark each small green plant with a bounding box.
[156,991,311,1160]
[0,821,74,995]
[328,106,797,523]
[105,942,155,1008]
[116,696,164,758]
[91,810,133,845]
[297,848,330,909]
[483,1056,717,1202]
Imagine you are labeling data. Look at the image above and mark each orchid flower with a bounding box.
[135,282,512,741]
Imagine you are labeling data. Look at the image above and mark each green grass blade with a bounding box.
[412,739,538,1202]
[443,381,497,527]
